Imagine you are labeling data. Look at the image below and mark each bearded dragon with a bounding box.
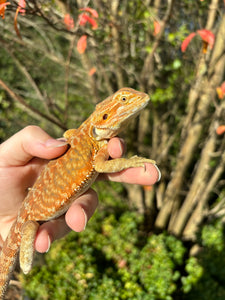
[0,88,155,298]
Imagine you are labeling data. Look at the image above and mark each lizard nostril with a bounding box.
[103,114,108,120]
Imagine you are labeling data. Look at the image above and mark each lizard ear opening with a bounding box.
[92,127,98,138]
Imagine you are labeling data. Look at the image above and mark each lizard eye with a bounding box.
[122,96,126,101]
[103,114,108,120]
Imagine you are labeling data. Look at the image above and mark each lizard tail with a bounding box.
[0,222,21,299]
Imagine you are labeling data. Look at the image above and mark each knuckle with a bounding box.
[22,125,42,135]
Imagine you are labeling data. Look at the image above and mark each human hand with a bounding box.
[0,126,160,253]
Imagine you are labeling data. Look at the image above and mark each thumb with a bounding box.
[0,126,68,167]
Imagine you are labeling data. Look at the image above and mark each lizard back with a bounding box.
[23,130,99,221]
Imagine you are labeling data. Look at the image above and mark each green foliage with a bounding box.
[22,209,186,300]
[21,212,225,300]
[151,86,174,104]
[181,257,203,294]
[1,1,225,299]
[183,220,225,299]
[132,234,185,299]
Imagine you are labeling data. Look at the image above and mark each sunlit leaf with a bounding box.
[79,13,98,29]
[216,81,225,99]
[172,59,182,69]
[77,35,87,54]
[88,67,97,76]
[220,82,225,92]
[181,29,215,53]
[143,185,153,191]
[216,125,225,135]
[216,87,223,99]
[153,21,161,36]
[64,13,74,30]
[80,7,99,18]
[78,13,88,26]
[18,0,26,15]
[86,15,98,29]
[197,29,215,49]
[181,32,196,52]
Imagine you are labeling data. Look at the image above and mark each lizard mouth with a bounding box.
[131,94,150,113]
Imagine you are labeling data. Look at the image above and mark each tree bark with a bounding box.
[155,14,225,231]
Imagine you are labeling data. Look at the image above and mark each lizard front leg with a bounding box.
[19,220,39,274]
[94,145,156,173]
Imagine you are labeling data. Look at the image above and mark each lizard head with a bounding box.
[89,88,150,140]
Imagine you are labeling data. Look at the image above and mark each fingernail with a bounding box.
[44,138,68,148]
[57,138,67,142]
[119,138,126,155]
[45,235,51,253]
[81,208,88,230]
[154,164,161,182]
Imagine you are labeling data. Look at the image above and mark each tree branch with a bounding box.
[183,147,225,239]
[155,17,225,230]
[140,0,174,89]
[0,79,67,130]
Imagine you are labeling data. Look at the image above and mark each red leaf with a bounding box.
[18,0,26,15]
[153,21,161,36]
[86,15,98,29]
[216,125,225,135]
[77,35,87,54]
[221,81,225,93]
[79,13,89,26]
[79,13,98,29]
[197,29,215,49]
[216,87,223,99]
[216,81,225,99]
[181,29,215,53]
[181,32,196,52]
[0,1,10,19]
[143,185,153,191]
[80,7,98,18]
[88,67,97,76]
[64,13,74,30]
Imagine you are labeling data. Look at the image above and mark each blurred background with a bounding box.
[0,0,225,299]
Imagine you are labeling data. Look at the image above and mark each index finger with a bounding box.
[0,126,68,167]
[101,163,161,186]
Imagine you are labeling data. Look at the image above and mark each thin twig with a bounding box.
[0,79,67,130]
